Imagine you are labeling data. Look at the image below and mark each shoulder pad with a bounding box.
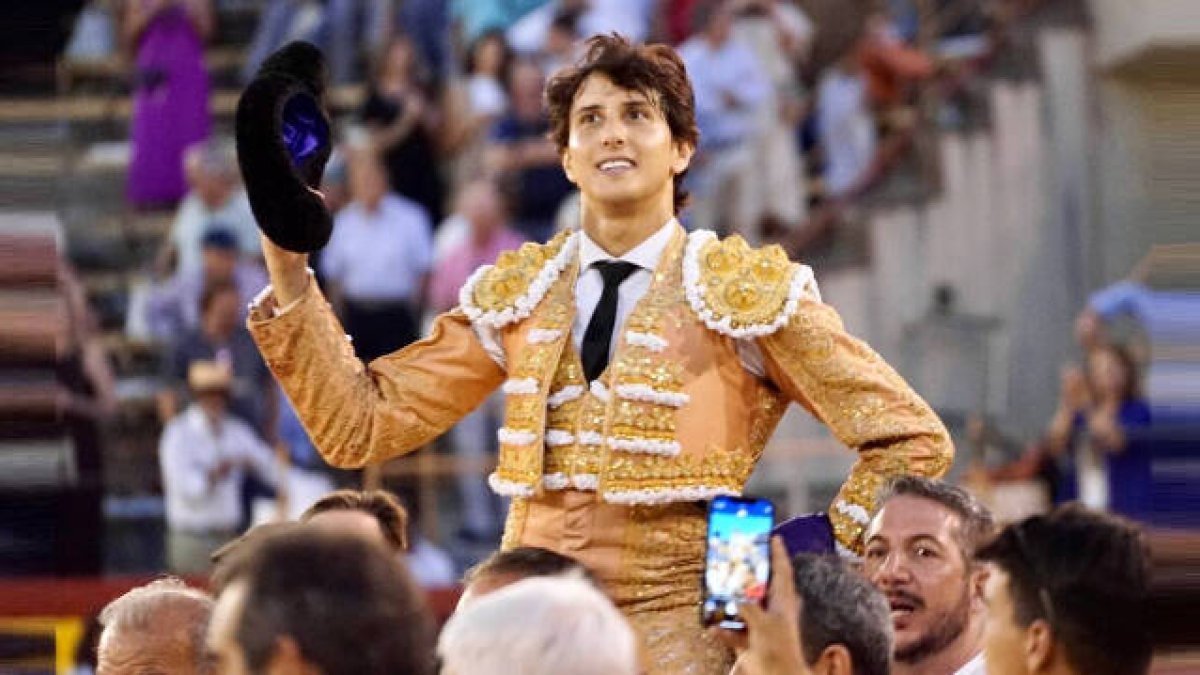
[459,230,578,328]
[682,231,820,338]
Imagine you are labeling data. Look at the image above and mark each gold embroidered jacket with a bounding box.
[248,225,952,552]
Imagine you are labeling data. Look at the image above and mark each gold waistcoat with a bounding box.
[488,226,787,506]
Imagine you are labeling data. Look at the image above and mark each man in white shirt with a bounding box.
[159,361,279,574]
[319,148,433,360]
[168,140,262,277]
[678,0,771,242]
[862,477,993,675]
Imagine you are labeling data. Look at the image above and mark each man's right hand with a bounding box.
[261,231,311,307]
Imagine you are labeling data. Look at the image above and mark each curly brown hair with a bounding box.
[545,34,699,214]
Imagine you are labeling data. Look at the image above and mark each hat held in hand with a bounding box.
[236,41,333,253]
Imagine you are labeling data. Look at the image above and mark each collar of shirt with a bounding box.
[954,653,988,675]
[578,218,677,274]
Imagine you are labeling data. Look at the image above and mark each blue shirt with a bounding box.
[321,194,434,302]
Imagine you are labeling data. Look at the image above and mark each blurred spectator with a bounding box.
[442,30,512,190]
[166,140,261,277]
[242,0,393,85]
[427,179,524,315]
[400,490,458,588]
[732,0,813,239]
[241,0,325,83]
[537,9,581,78]
[320,148,434,360]
[508,0,653,55]
[399,0,451,80]
[451,0,548,48]
[58,261,117,481]
[64,0,117,62]
[123,0,213,209]
[159,361,279,574]
[679,0,771,240]
[362,34,446,224]
[863,476,995,675]
[484,59,575,242]
[427,180,522,541]
[459,546,595,608]
[207,526,434,675]
[159,280,275,438]
[816,50,876,199]
[1046,345,1151,513]
[438,575,638,675]
[144,227,267,341]
[976,505,1151,675]
[858,9,934,109]
[324,0,396,84]
[96,578,214,675]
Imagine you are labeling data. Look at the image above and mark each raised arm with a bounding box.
[248,237,505,468]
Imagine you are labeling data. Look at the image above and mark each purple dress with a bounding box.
[127,3,211,207]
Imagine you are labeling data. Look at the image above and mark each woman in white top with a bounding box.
[441,30,512,188]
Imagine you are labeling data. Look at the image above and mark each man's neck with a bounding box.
[579,196,674,257]
[894,620,985,675]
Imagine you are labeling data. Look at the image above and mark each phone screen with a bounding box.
[701,495,775,630]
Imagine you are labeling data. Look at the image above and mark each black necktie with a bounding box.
[581,260,640,382]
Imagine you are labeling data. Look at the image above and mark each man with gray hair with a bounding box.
[791,554,893,675]
[166,138,261,277]
[721,541,893,675]
[96,577,214,675]
[862,476,996,675]
[437,575,638,675]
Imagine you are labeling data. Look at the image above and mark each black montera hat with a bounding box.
[235,41,333,253]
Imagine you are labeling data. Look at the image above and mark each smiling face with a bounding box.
[561,73,692,217]
[863,495,978,665]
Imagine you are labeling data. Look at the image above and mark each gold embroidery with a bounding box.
[696,236,795,330]
[627,607,732,675]
[471,233,570,312]
[500,497,530,549]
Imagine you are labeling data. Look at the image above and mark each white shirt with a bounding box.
[467,75,508,118]
[816,69,876,197]
[405,536,457,588]
[171,190,261,275]
[678,36,771,148]
[955,653,988,675]
[320,193,434,302]
[571,220,766,378]
[159,405,279,533]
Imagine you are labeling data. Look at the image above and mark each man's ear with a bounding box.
[969,564,990,613]
[267,636,320,675]
[671,141,694,175]
[1024,619,1055,673]
[561,148,578,185]
[814,644,853,675]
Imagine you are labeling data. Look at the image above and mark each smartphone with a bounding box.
[700,495,775,631]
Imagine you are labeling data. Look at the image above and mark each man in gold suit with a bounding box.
[247,35,952,674]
